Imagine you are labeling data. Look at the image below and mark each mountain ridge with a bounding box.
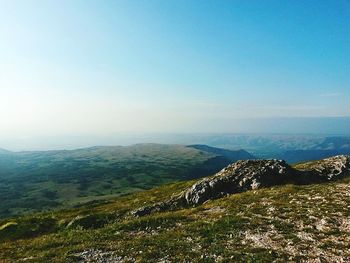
[187,144,255,160]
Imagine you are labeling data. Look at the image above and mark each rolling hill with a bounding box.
[0,144,254,218]
[0,155,349,262]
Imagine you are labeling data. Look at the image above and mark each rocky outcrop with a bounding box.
[297,155,350,181]
[132,155,350,217]
[182,159,295,206]
[70,249,135,263]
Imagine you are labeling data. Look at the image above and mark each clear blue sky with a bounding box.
[0,0,349,139]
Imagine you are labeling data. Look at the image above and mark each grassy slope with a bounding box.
[0,144,251,218]
[1,162,350,262]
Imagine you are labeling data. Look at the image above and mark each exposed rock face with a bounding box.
[182,159,295,206]
[300,155,350,181]
[132,155,350,217]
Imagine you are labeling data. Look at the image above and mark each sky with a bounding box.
[0,0,349,147]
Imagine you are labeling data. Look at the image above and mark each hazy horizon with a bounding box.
[1,1,349,147]
[1,116,350,151]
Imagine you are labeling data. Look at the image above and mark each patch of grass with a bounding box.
[0,216,58,241]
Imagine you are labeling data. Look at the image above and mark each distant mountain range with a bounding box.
[187,135,350,163]
[279,136,350,163]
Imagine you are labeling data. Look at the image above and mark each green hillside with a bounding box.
[0,144,253,218]
[0,160,349,262]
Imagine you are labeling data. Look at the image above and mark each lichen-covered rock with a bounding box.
[132,155,350,217]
